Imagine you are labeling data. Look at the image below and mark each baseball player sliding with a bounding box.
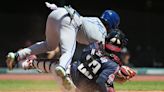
[6,2,120,90]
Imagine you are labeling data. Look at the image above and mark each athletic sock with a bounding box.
[32,60,58,73]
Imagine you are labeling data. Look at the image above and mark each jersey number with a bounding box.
[77,60,101,79]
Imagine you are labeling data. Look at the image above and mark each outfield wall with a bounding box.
[135,68,164,75]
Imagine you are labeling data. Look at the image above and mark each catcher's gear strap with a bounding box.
[110,54,122,66]
[43,61,48,73]
[32,60,58,73]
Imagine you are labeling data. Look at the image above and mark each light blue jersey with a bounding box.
[77,17,107,45]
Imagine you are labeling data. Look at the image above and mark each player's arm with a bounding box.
[7,41,51,61]
[6,40,58,70]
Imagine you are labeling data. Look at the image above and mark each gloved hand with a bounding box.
[115,66,136,83]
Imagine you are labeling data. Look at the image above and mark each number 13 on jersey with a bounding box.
[78,60,101,79]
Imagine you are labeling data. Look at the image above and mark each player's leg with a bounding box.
[6,41,53,70]
[57,25,76,70]
[48,7,82,90]
[20,8,62,55]
[23,9,61,55]
[6,8,62,70]
[55,22,77,90]
[96,61,119,92]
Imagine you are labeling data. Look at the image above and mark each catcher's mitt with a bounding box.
[115,66,136,84]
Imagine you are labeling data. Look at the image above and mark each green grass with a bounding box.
[0,80,59,91]
[0,80,164,91]
[115,81,164,91]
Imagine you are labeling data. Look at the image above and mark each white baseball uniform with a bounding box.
[17,7,107,70]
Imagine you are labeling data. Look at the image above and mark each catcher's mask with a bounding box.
[105,29,128,53]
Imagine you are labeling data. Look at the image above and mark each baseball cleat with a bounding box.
[55,66,73,90]
[63,76,74,90]
[6,52,17,70]
[55,66,66,77]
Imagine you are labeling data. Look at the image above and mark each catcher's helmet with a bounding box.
[101,10,120,29]
[105,29,127,53]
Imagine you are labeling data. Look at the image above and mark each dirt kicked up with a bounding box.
[0,74,164,81]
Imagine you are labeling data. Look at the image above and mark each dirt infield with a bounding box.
[0,74,54,80]
[0,74,164,81]
[0,90,163,92]
[131,75,164,81]
[0,74,164,92]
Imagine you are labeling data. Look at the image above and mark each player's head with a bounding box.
[101,10,120,30]
[105,29,127,53]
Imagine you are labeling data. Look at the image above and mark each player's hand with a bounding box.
[6,52,17,70]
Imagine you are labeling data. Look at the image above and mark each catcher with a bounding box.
[70,29,136,92]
